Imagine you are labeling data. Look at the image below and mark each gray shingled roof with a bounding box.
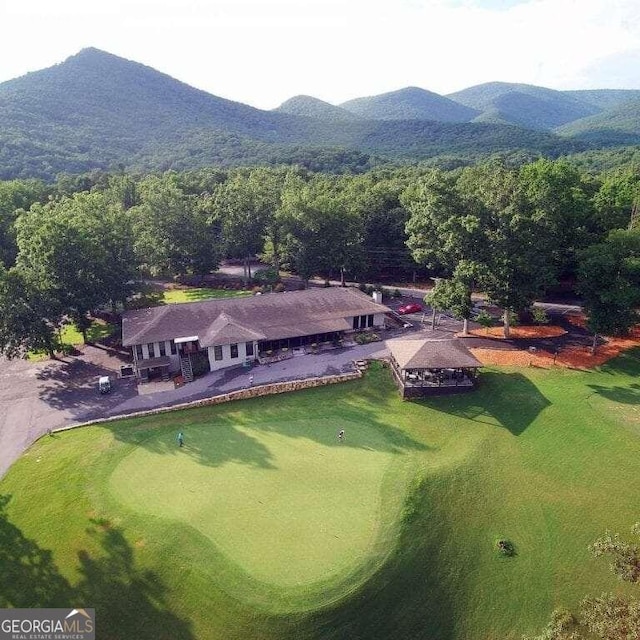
[122,287,390,347]
[386,338,482,370]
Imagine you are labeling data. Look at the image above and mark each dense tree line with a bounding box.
[0,160,640,356]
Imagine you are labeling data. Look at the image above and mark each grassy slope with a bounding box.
[1,357,640,639]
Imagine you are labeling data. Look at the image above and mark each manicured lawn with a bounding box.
[162,287,252,304]
[27,318,116,360]
[58,318,116,345]
[1,357,640,639]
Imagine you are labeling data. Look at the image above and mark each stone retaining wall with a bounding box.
[52,370,363,434]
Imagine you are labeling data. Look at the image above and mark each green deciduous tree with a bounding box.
[404,164,555,338]
[342,173,412,281]
[0,266,61,358]
[426,275,474,334]
[280,175,364,286]
[520,159,597,277]
[577,229,640,351]
[457,163,556,337]
[207,168,282,284]
[130,175,220,277]
[16,192,136,340]
[593,169,640,234]
[404,169,479,272]
[0,179,47,268]
[590,524,640,584]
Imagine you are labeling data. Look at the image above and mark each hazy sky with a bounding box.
[2,0,640,109]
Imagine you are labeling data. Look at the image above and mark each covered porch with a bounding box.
[134,355,172,383]
[258,331,344,355]
[386,338,482,398]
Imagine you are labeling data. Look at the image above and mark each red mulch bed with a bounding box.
[467,326,566,339]
[468,320,640,369]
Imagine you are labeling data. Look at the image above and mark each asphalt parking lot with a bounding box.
[0,346,137,478]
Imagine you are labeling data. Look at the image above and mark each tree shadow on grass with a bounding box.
[586,382,640,406]
[0,494,72,607]
[127,417,278,470]
[103,372,430,470]
[419,371,551,436]
[245,401,431,456]
[585,349,640,405]
[597,347,640,377]
[0,494,194,639]
[77,522,194,640]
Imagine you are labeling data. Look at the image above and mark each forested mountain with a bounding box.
[556,98,640,145]
[0,48,613,180]
[340,87,479,122]
[274,95,361,121]
[448,82,600,129]
[564,89,640,111]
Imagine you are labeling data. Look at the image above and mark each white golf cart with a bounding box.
[98,376,112,394]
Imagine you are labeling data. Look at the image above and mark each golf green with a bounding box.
[109,418,408,588]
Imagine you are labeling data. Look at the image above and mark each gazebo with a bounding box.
[386,338,482,398]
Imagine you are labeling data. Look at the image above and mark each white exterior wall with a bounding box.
[207,341,258,372]
[133,340,181,373]
[373,312,385,328]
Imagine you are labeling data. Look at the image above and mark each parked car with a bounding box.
[398,303,423,315]
[98,376,112,394]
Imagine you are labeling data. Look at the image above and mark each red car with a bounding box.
[398,303,422,315]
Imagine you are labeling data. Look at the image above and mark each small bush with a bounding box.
[496,538,516,557]
[358,283,367,292]
[274,282,285,293]
[393,288,402,299]
[475,310,494,330]
[353,332,380,345]
[532,307,550,325]
[253,268,279,286]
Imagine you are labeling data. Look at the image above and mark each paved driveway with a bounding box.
[0,346,137,478]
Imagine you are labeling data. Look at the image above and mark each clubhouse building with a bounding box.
[122,287,390,382]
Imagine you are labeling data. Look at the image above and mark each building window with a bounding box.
[230,343,239,359]
[170,341,177,355]
[360,315,367,328]
[214,346,223,361]
[367,314,374,328]
[352,316,359,330]
[148,343,155,358]
[246,342,254,357]
[135,345,143,360]
[159,341,166,357]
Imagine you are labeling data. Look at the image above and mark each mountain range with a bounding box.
[0,48,639,180]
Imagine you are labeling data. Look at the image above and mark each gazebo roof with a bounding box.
[386,338,482,370]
